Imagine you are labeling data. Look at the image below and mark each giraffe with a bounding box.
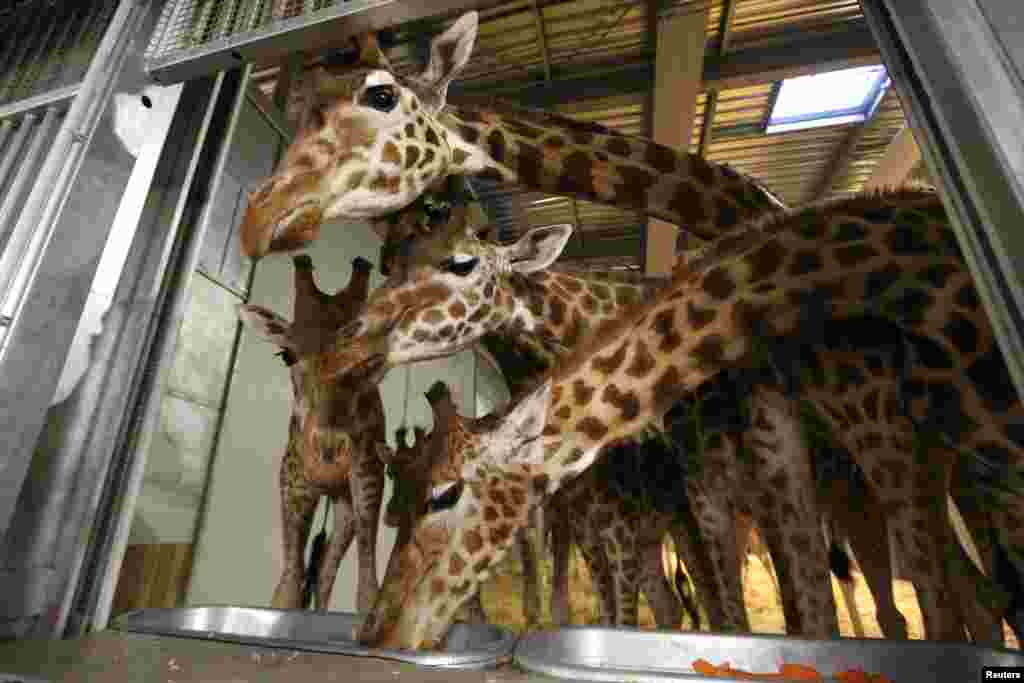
[238,11,787,264]
[233,13,1012,639]
[344,188,1024,649]
[381,378,697,630]
[237,254,387,614]
[318,204,993,639]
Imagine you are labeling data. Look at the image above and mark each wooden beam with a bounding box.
[529,0,552,83]
[645,6,708,276]
[809,123,867,200]
[864,125,922,191]
[447,21,879,105]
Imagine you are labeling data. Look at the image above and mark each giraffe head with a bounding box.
[321,206,573,379]
[379,381,462,532]
[359,379,559,650]
[240,12,480,259]
[239,254,376,484]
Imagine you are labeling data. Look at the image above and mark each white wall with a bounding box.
[186,216,507,611]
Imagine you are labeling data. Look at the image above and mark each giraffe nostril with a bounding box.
[250,179,276,205]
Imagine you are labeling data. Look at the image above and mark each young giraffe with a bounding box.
[343,188,1024,649]
[382,378,698,629]
[237,254,387,614]
[237,15,1009,639]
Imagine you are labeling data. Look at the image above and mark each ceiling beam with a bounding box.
[448,20,879,106]
[644,5,707,276]
[698,0,737,159]
[863,125,922,191]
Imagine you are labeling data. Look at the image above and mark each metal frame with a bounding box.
[144,0,498,85]
[0,0,147,542]
[862,0,1024,400]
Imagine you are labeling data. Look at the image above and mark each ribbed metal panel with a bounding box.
[0,105,65,260]
[0,0,118,108]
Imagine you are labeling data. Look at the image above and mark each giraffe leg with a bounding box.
[822,473,909,639]
[671,511,720,630]
[639,531,682,629]
[273,452,319,609]
[745,388,839,638]
[548,497,573,625]
[453,591,489,623]
[518,506,545,628]
[350,442,385,615]
[575,513,615,625]
[601,518,641,627]
[855,430,964,640]
[316,496,357,610]
[684,475,748,632]
[947,489,1005,645]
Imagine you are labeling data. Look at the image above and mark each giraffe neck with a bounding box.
[530,189,996,490]
[439,101,786,242]
[500,270,667,351]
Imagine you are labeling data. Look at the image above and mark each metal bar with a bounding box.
[0,10,44,104]
[717,0,737,52]
[0,114,33,198]
[90,65,251,632]
[0,108,59,255]
[529,0,552,84]
[0,119,12,153]
[0,7,30,84]
[0,84,80,122]
[51,76,209,640]
[31,4,80,95]
[14,11,61,103]
[449,21,880,106]
[862,0,1024,399]
[144,0,499,85]
[246,83,294,142]
[0,0,143,541]
[0,0,138,324]
[697,90,717,158]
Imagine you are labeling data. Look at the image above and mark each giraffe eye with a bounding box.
[427,481,464,513]
[362,85,398,112]
[275,349,297,367]
[440,255,479,277]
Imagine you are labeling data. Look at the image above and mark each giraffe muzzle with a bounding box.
[240,176,324,259]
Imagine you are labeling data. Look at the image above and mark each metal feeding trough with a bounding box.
[110,606,517,669]
[514,626,1024,682]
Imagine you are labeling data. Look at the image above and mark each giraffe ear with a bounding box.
[414,11,479,111]
[480,380,552,466]
[238,304,296,350]
[502,224,573,273]
[352,32,391,71]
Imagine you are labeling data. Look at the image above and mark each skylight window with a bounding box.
[766,65,891,134]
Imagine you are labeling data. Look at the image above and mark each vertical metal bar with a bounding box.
[90,64,252,632]
[0,0,143,541]
[0,119,12,153]
[0,108,58,254]
[0,114,34,201]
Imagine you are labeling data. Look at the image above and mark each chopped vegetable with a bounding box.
[692,659,894,683]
